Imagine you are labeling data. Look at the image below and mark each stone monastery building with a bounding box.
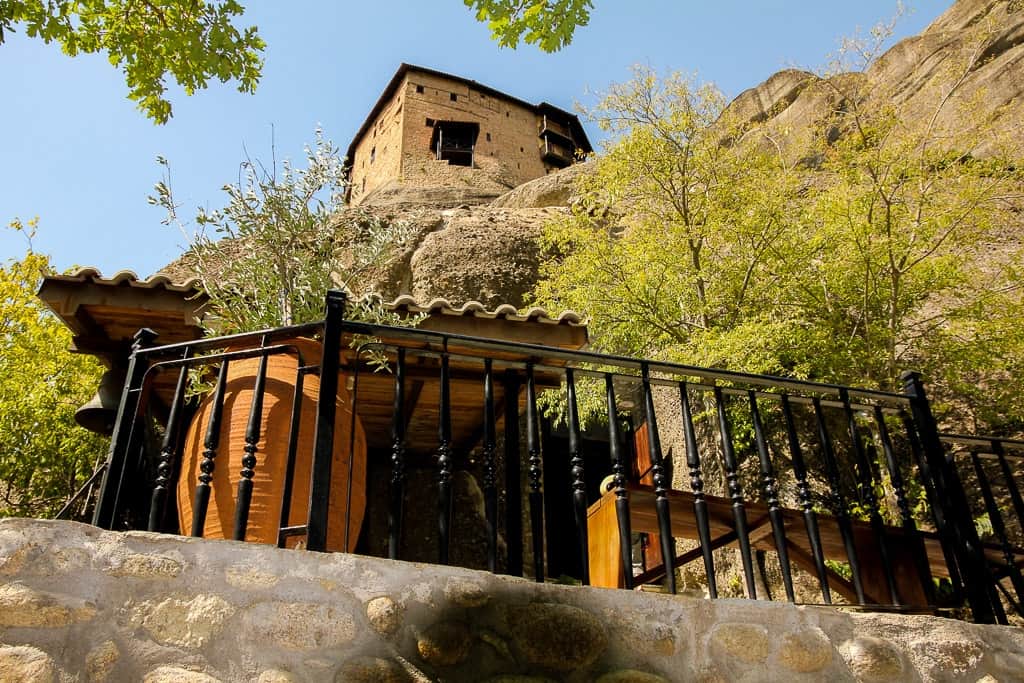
[345,63,592,205]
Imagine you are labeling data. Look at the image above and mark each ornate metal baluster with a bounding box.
[902,372,996,623]
[503,369,523,577]
[482,359,499,573]
[781,394,831,603]
[306,292,344,552]
[714,386,756,599]
[526,363,545,582]
[437,352,453,565]
[388,348,407,560]
[901,410,963,603]
[95,328,158,529]
[605,373,633,590]
[970,451,1024,613]
[277,363,308,547]
[192,359,228,537]
[149,346,191,532]
[641,364,675,594]
[993,441,1024,536]
[680,382,716,597]
[565,368,589,584]
[748,390,794,602]
[813,396,865,604]
[233,339,270,541]
[873,406,934,605]
[841,389,898,605]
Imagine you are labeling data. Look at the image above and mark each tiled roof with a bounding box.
[44,267,202,292]
[46,268,585,327]
[372,294,583,326]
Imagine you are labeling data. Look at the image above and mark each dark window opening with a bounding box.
[370,147,376,163]
[520,147,524,153]
[415,84,424,94]
[506,111,510,117]
[486,133,491,142]
[450,93,458,102]
[425,118,435,127]
[361,178,366,193]
[431,121,478,167]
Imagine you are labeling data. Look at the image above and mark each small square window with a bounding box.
[426,117,435,127]
[415,85,424,94]
[520,147,524,153]
[486,133,491,142]
[450,93,457,102]
[370,147,376,163]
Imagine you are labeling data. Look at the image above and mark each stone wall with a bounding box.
[1,519,1022,682]
[349,69,575,208]
[349,83,405,205]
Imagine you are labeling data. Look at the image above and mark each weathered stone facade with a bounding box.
[2,518,1022,681]
[346,64,591,207]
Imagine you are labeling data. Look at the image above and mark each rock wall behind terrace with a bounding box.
[1,518,1022,682]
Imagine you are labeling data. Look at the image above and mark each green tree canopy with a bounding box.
[0,219,108,518]
[533,57,1024,431]
[0,0,264,123]
[464,0,592,52]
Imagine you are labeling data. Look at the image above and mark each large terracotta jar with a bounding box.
[176,338,366,551]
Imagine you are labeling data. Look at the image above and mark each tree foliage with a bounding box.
[0,0,264,123]
[0,220,108,518]
[152,129,418,335]
[464,0,592,52]
[533,50,1024,431]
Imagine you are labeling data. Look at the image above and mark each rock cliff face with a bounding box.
[388,0,1024,308]
[158,1,1022,310]
[731,0,1024,157]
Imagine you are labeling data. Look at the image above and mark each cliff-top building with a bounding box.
[345,64,592,205]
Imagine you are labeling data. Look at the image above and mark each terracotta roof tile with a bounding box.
[50,268,585,327]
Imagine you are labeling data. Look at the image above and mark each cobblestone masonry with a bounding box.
[0,518,1022,682]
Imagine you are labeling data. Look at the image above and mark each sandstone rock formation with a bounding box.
[158,0,1023,313]
[379,0,1024,309]
[732,0,1024,157]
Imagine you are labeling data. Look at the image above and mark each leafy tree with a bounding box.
[151,129,419,335]
[786,24,1024,425]
[0,0,264,123]
[0,219,108,518]
[465,0,592,52]
[534,66,804,374]
[533,51,1024,431]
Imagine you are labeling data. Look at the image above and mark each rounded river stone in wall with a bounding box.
[839,636,905,681]
[509,602,608,671]
[417,620,473,667]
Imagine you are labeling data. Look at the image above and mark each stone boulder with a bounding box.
[407,207,566,308]
[490,161,594,209]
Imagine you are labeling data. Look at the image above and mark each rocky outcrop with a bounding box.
[407,207,564,307]
[736,0,1024,156]
[2,518,1023,682]
[360,180,506,210]
[156,1,1024,313]
[490,161,594,209]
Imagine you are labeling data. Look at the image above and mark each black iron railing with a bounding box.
[87,291,1023,624]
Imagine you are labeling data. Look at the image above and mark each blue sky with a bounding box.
[1,1,948,278]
